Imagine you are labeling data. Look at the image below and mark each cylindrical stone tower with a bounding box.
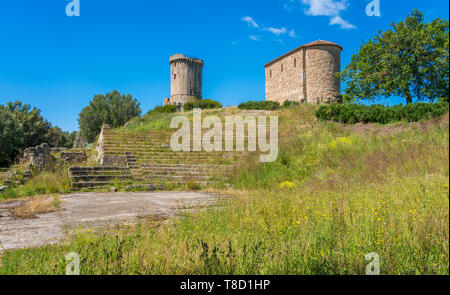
[167,54,203,109]
[304,41,342,104]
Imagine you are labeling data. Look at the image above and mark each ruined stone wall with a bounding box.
[166,54,203,109]
[265,43,341,104]
[61,152,87,164]
[22,143,54,169]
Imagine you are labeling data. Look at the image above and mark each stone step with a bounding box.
[105,137,262,141]
[127,156,223,161]
[114,150,247,155]
[69,166,129,172]
[104,133,262,139]
[107,154,245,159]
[103,131,171,136]
[102,145,250,149]
[71,181,131,189]
[138,164,232,168]
[121,153,235,158]
[71,175,133,182]
[126,156,239,161]
[129,160,235,164]
[138,165,231,169]
[69,171,132,177]
[140,171,230,177]
[102,139,259,146]
[103,138,259,145]
[129,165,233,170]
[141,174,215,180]
[127,160,228,164]
[138,167,231,173]
[128,163,234,167]
[133,178,219,185]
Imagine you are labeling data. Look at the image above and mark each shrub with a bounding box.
[282,100,301,108]
[316,102,449,124]
[183,99,222,111]
[151,105,177,113]
[238,101,280,110]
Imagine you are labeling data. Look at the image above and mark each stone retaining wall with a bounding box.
[96,124,127,167]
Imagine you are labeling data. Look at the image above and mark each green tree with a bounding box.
[5,101,51,147]
[342,10,449,104]
[78,90,141,142]
[0,107,24,164]
[1,101,74,165]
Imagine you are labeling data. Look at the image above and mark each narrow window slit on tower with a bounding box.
[294,58,296,67]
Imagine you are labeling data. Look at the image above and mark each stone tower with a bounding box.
[164,54,204,110]
[265,40,342,104]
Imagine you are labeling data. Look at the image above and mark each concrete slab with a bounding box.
[0,191,217,250]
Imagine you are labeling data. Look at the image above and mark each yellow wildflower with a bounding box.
[279,181,295,190]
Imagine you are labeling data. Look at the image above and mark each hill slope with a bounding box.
[1,106,448,275]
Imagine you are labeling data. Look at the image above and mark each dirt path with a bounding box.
[0,191,217,250]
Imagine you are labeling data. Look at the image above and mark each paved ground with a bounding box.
[0,191,217,250]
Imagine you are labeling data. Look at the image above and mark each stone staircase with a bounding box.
[68,125,249,190]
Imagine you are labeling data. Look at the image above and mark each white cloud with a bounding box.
[240,14,297,43]
[289,29,298,38]
[301,0,346,16]
[241,16,259,28]
[329,15,356,29]
[263,27,287,36]
[300,0,356,29]
[249,35,261,41]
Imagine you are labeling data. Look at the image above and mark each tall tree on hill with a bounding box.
[0,107,24,165]
[342,10,449,104]
[78,90,141,142]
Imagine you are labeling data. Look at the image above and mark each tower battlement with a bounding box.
[169,54,204,65]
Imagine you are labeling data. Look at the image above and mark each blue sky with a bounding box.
[0,0,448,132]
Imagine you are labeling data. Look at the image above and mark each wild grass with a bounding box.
[0,166,71,201]
[0,106,448,275]
[117,112,179,132]
[13,195,60,218]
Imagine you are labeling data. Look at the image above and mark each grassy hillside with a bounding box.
[1,106,448,275]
